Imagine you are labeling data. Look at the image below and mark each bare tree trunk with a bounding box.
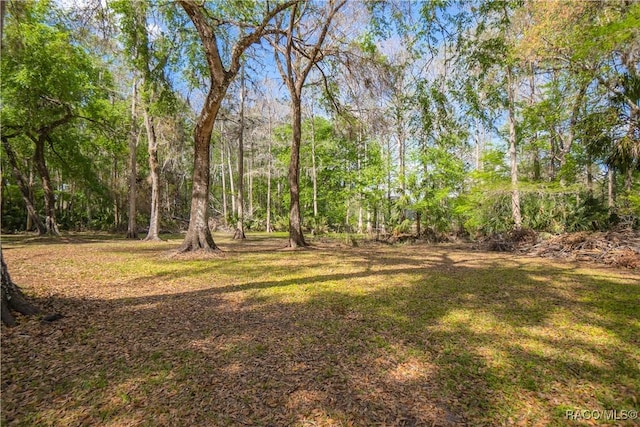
[507,66,522,230]
[558,83,588,172]
[398,119,406,198]
[310,107,318,219]
[227,139,236,217]
[234,67,246,240]
[1,249,39,327]
[127,80,139,239]
[112,157,120,228]
[178,85,223,252]
[288,92,307,248]
[2,138,46,234]
[386,135,392,225]
[178,0,297,251]
[33,135,60,236]
[266,114,273,233]
[625,168,633,193]
[608,168,615,210]
[143,108,161,241]
[474,118,483,171]
[249,138,254,218]
[220,125,228,227]
[528,64,540,181]
[26,164,35,231]
[586,155,593,196]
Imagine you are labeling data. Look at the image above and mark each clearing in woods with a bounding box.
[1,233,639,426]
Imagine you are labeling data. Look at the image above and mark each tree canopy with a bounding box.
[1,0,638,240]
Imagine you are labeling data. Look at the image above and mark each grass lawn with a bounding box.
[1,233,639,426]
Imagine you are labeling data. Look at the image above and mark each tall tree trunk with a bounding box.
[33,135,60,235]
[249,138,254,218]
[310,108,318,219]
[398,121,406,197]
[625,168,633,193]
[112,157,120,229]
[2,138,46,234]
[143,108,161,241]
[586,155,593,197]
[178,0,297,251]
[357,124,363,233]
[507,66,522,230]
[528,63,540,181]
[178,85,224,252]
[474,118,484,171]
[1,249,39,327]
[386,135,392,226]
[234,67,246,240]
[220,125,228,227]
[127,80,139,239]
[608,168,615,210]
[288,91,307,248]
[227,139,236,217]
[25,165,33,231]
[266,114,273,233]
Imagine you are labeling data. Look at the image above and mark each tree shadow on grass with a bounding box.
[1,245,639,426]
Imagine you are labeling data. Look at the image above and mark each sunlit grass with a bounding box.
[1,232,639,426]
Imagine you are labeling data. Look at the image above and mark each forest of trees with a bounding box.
[2,0,639,250]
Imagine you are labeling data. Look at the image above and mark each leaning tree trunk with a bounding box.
[34,135,60,236]
[2,138,47,234]
[143,108,161,241]
[288,92,307,248]
[1,249,39,327]
[179,85,223,252]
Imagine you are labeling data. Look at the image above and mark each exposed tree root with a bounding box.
[1,251,39,327]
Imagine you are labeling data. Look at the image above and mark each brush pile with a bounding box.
[480,229,640,269]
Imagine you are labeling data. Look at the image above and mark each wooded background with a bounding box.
[2,0,638,249]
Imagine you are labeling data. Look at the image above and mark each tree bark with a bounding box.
[143,108,161,241]
[271,0,346,247]
[266,113,273,233]
[1,249,39,327]
[33,135,60,235]
[608,168,615,210]
[507,66,522,230]
[310,108,318,219]
[227,138,236,216]
[234,67,246,240]
[178,0,297,251]
[178,85,223,252]
[558,82,588,172]
[220,124,228,226]
[127,80,139,239]
[2,138,46,234]
[288,91,307,248]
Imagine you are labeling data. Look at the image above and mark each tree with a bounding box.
[234,66,247,240]
[270,0,347,248]
[112,0,178,241]
[1,0,110,235]
[175,0,296,252]
[126,79,140,239]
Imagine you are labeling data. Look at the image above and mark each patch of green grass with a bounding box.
[1,232,639,426]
